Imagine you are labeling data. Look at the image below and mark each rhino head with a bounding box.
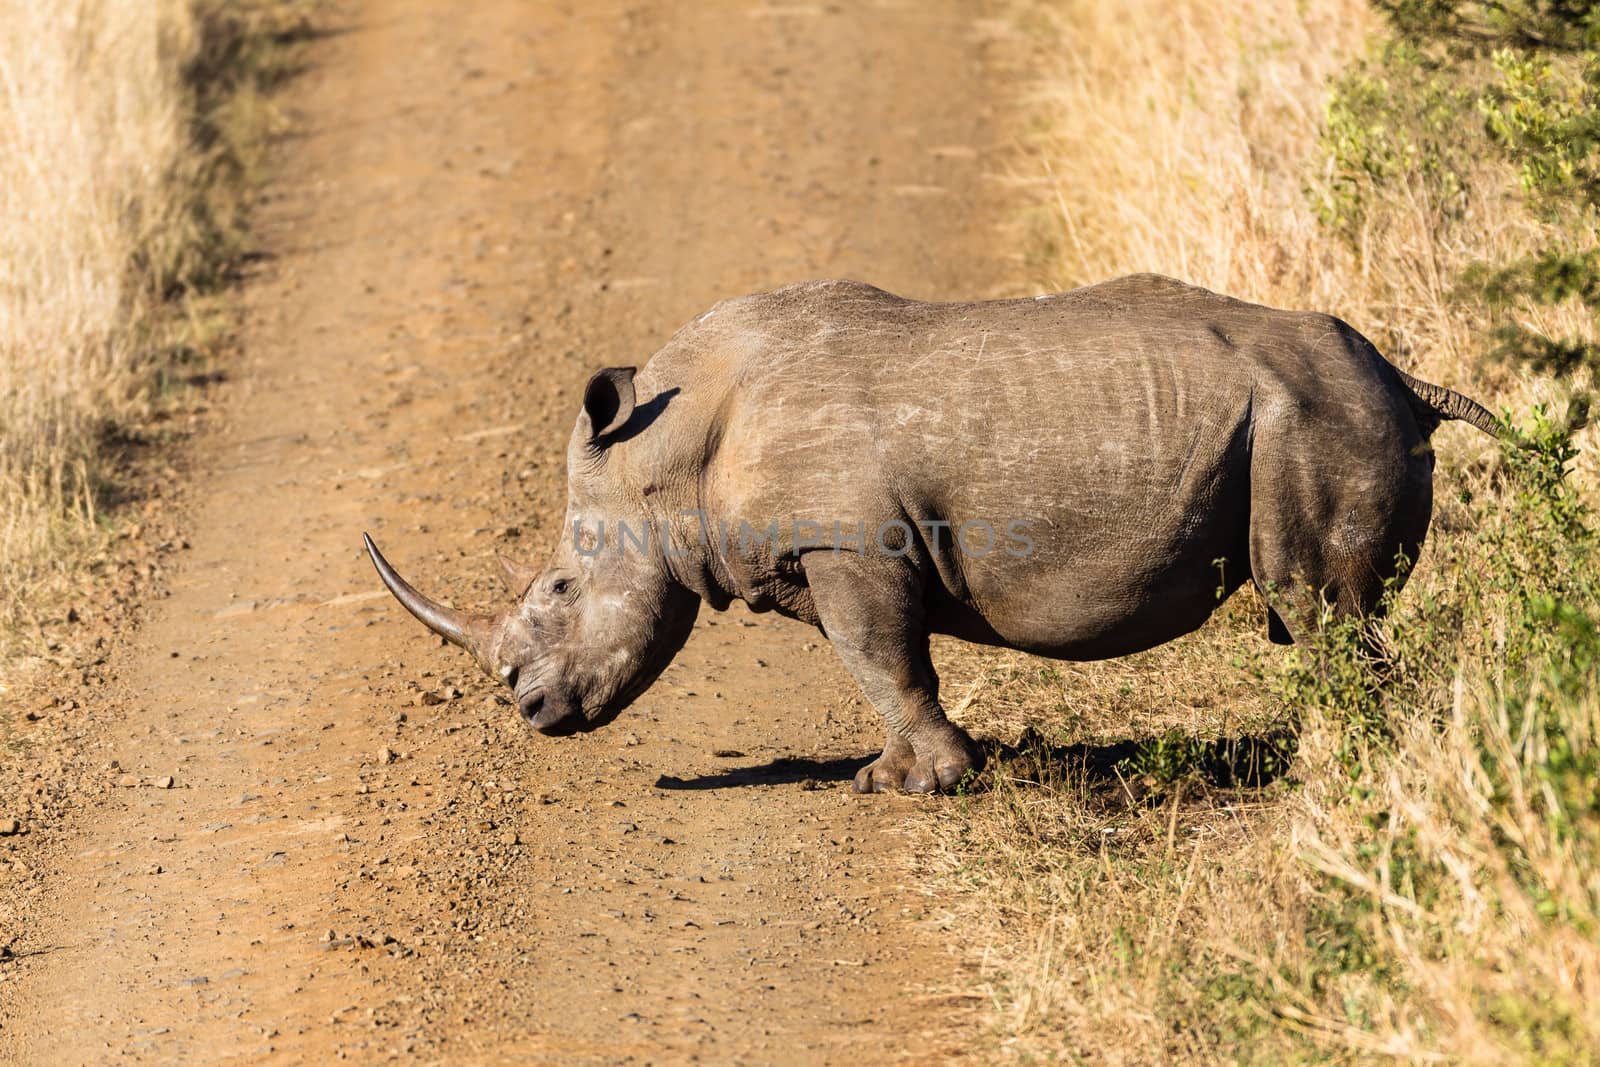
[364,366,700,735]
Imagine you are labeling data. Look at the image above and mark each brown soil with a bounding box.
[0,1,1028,1061]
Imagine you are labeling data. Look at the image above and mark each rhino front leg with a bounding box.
[801,552,983,794]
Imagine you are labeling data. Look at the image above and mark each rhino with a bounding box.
[364,274,1497,793]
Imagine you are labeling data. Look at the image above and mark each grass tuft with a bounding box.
[0,1,310,666]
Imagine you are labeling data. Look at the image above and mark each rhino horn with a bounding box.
[495,553,539,597]
[364,533,498,656]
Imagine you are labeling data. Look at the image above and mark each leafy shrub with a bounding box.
[1317,42,1480,243]
[1320,0,1600,375]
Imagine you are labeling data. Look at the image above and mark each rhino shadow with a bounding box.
[653,727,1297,795]
[655,754,868,791]
[610,387,679,444]
[984,726,1298,810]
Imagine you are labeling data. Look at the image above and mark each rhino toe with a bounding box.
[902,759,942,794]
[853,734,918,793]
[853,764,895,793]
[903,751,983,794]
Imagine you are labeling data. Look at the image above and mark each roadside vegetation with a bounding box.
[931,1,1600,1060]
[0,1,306,672]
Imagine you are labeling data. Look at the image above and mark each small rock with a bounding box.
[147,864,163,875]
[499,830,520,847]
[117,775,139,788]
[419,691,446,707]
[321,929,337,942]
[155,776,175,789]
[712,749,745,759]
[622,733,641,747]
[0,819,21,836]
[617,822,638,835]
[378,746,396,765]
[180,975,208,986]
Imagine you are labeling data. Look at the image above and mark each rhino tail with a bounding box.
[1394,368,1501,438]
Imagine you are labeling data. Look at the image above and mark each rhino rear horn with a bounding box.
[364,534,497,656]
[496,553,539,597]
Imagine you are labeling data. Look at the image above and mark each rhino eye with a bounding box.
[551,578,570,596]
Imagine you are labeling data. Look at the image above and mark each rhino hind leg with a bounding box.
[1266,607,1294,645]
[801,552,984,794]
[1249,508,1429,642]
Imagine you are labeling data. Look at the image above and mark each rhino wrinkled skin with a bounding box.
[366,274,1498,794]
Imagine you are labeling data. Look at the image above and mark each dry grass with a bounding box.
[0,1,304,665]
[925,0,1600,1061]
[1285,680,1600,1063]
[933,661,1600,1062]
[1014,0,1369,303]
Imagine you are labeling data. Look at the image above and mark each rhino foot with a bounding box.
[854,731,983,795]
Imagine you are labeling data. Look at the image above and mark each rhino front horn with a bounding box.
[363,533,496,655]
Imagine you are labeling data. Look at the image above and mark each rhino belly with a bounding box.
[930,528,1248,660]
[918,440,1253,661]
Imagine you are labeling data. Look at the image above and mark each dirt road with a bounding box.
[1,1,1024,1061]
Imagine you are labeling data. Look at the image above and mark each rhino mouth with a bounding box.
[519,690,584,736]
[516,671,655,737]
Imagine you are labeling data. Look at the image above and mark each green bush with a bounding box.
[1317,41,1479,243]
[1319,1,1600,375]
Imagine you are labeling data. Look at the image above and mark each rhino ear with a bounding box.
[581,366,637,443]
